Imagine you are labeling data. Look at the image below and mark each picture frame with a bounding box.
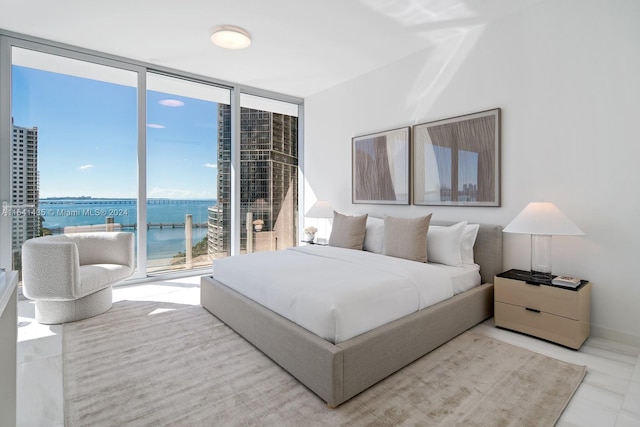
[352,127,410,205]
[412,108,501,207]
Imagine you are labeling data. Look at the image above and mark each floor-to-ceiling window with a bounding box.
[239,94,298,253]
[1,33,302,280]
[145,73,230,273]
[9,47,138,275]
[210,94,299,256]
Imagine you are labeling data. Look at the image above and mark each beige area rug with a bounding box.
[64,300,586,426]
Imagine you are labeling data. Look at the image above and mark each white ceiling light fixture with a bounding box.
[210,25,252,50]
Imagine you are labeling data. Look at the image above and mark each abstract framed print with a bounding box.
[413,109,500,206]
[352,127,410,205]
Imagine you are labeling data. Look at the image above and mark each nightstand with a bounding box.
[494,269,591,349]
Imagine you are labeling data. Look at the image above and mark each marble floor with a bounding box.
[16,275,640,427]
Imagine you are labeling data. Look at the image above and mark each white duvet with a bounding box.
[212,245,475,344]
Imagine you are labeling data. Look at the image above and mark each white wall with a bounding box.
[303,0,640,344]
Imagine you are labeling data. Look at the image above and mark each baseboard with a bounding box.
[591,324,640,348]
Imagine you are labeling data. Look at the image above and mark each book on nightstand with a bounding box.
[551,275,581,288]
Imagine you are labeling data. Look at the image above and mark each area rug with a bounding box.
[63,300,586,426]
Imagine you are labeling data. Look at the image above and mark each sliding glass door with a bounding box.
[238,94,299,254]
[202,95,299,256]
[145,73,230,273]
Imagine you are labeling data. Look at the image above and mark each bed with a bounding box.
[201,220,503,407]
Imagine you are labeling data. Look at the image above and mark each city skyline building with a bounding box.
[208,105,298,256]
[10,119,40,268]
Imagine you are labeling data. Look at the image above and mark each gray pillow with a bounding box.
[328,211,368,250]
[383,214,432,262]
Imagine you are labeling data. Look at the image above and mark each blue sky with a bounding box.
[11,65,219,199]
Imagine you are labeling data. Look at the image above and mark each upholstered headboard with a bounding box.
[431,221,503,284]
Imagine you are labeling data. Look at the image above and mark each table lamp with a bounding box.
[305,200,333,243]
[503,202,584,280]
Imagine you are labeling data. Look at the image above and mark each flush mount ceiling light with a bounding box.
[210,25,251,49]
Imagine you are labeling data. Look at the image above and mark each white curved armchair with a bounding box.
[22,232,135,324]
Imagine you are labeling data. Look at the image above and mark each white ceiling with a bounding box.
[1,0,543,98]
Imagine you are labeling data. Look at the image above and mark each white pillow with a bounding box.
[461,224,480,265]
[363,217,385,254]
[427,221,467,266]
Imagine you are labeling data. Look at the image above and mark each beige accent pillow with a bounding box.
[328,211,368,250]
[383,214,432,262]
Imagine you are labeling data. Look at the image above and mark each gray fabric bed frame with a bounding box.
[201,222,503,407]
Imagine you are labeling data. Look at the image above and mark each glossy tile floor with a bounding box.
[16,276,640,426]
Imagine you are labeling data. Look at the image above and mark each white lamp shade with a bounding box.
[305,200,333,218]
[503,202,584,236]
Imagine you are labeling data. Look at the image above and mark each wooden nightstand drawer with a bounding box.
[495,277,586,320]
[495,301,590,349]
[494,271,591,349]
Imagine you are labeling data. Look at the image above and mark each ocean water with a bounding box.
[40,199,215,260]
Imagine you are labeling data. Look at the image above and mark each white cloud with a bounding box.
[79,164,95,171]
[159,99,184,107]
[203,163,217,169]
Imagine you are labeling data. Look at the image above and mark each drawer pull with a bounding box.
[525,281,541,286]
[526,307,541,313]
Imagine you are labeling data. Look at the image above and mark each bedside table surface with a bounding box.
[497,269,589,291]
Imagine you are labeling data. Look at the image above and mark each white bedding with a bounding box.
[429,263,481,295]
[212,245,479,344]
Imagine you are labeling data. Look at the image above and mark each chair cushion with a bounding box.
[77,264,133,298]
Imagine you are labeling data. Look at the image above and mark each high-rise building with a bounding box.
[10,119,40,267]
[209,105,298,256]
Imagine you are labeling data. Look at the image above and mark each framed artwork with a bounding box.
[352,127,410,205]
[412,108,501,207]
